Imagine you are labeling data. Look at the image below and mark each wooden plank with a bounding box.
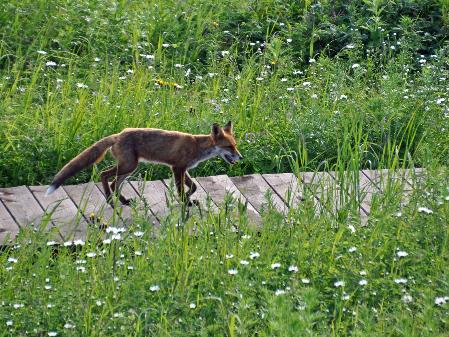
[195,175,260,223]
[63,182,122,228]
[230,174,287,213]
[0,186,57,236]
[404,168,426,189]
[301,171,350,216]
[129,180,170,219]
[262,173,303,208]
[0,200,20,245]
[163,177,218,212]
[30,185,88,241]
[362,169,412,192]
[95,181,160,228]
[359,170,381,216]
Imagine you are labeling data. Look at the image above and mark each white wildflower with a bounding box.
[46,61,57,67]
[7,257,17,263]
[111,234,122,241]
[359,279,368,286]
[397,251,408,258]
[37,50,47,55]
[418,207,433,214]
[334,280,345,288]
[189,303,196,309]
[301,278,310,284]
[394,278,408,284]
[402,294,413,303]
[134,231,144,237]
[288,265,298,273]
[435,296,449,306]
[240,260,249,265]
[150,285,160,292]
[275,289,286,296]
[249,252,260,259]
[86,252,97,258]
[271,263,281,270]
[228,269,238,275]
[348,247,357,253]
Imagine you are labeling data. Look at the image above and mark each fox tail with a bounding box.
[45,134,118,196]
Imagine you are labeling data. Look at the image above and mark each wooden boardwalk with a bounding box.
[0,169,425,245]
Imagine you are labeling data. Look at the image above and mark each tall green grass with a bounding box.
[1,0,449,186]
[1,165,448,336]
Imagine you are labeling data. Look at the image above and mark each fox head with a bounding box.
[211,121,243,165]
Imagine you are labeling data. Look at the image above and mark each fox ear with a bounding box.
[211,123,223,138]
[223,121,233,133]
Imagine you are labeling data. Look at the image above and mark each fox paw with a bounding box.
[187,199,200,207]
[121,198,132,206]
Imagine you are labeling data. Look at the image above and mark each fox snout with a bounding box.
[221,149,243,165]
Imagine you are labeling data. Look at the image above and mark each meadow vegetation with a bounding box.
[1,0,449,335]
[1,0,449,186]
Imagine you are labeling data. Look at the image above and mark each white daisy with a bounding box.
[150,285,160,292]
[271,263,281,269]
[288,265,298,273]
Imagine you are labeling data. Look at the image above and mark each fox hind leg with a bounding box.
[110,174,132,205]
[101,159,137,205]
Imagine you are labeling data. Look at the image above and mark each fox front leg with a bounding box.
[184,172,200,207]
[172,167,189,204]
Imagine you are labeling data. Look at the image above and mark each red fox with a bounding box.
[45,122,243,205]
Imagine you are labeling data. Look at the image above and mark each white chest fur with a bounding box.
[187,146,220,169]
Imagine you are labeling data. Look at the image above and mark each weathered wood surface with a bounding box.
[196,175,261,223]
[0,169,426,244]
[101,181,160,228]
[30,185,88,241]
[0,186,55,233]
[129,180,170,219]
[230,174,286,213]
[0,201,20,244]
[262,173,303,208]
[163,177,219,212]
[64,183,121,228]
